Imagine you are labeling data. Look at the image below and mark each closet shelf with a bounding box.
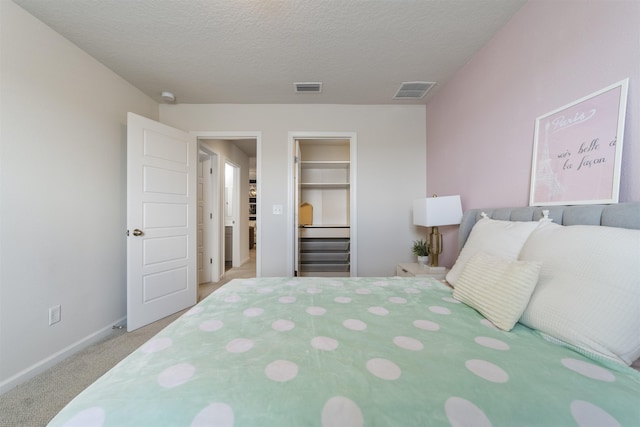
[300,161,350,169]
[300,182,349,188]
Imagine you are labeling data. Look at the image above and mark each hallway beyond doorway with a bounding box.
[198,248,256,301]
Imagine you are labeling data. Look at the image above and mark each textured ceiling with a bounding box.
[13,0,527,105]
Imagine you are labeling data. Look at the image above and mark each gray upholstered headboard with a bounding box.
[458,202,640,254]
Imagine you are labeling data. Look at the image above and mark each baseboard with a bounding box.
[0,315,127,395]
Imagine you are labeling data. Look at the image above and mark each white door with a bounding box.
[197,151,215,284]
[209,152,221,281]
[202,156,213,283]
[197,154,211,284]
[127,112,197,331]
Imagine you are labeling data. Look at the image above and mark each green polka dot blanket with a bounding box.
[47,277,640,426]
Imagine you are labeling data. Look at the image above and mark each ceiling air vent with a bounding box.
[294,82,323,93]
[393,81,436,99]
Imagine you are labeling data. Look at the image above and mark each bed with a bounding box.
[47,203,640,427]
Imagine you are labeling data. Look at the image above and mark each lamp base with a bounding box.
[428,226,443,268]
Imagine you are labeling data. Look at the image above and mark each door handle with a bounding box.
[132,229,144,236]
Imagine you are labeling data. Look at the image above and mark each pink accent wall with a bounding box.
[426,0,640,267]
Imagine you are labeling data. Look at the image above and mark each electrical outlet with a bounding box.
[272,204,283,215]
[49,305,61,326]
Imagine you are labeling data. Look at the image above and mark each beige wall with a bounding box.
[161,104,428,277]
[0,1,158,392]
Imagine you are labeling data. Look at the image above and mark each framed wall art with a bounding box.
[529,78,629,206]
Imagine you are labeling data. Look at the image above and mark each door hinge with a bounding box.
[210,258,213,264]
[294,156,299,163]
[210,213,213,219]
[210,167,213,174]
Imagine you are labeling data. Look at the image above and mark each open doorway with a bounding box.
[196,133,260,298]
[224,161,239,269]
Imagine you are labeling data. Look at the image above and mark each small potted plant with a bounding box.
[412,239,430,265]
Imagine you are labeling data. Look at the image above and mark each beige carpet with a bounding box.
[0,250,256,427]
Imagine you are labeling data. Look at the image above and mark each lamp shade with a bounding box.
[413,195,463,227]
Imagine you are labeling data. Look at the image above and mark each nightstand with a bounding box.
[396,263,450,280]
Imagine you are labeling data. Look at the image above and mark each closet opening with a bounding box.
[289,133,357,277]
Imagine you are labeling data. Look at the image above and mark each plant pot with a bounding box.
[417,256,429,265]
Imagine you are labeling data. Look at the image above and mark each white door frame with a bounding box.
[192,131,262,277]
[287,131,357,276]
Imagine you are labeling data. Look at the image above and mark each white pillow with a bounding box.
[520,221,640,365]
[446,215,543,287]
[453,252,542,331]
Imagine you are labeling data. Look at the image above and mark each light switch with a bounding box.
[273,204,283,215]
